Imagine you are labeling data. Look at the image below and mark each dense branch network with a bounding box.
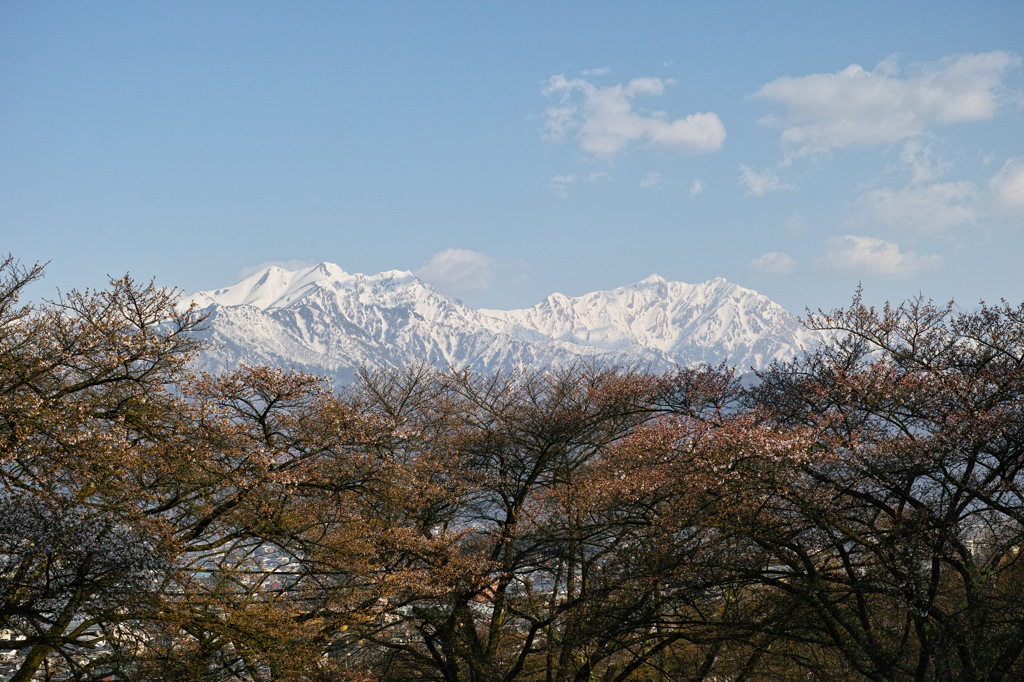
[2,256,1023,681]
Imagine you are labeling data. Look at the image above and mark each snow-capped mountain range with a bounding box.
[184,262,817,384]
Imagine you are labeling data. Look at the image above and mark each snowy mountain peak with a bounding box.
[186,262,351,310]
[186,262,435,312]
[186,262,817,384]
[478,275,816,363]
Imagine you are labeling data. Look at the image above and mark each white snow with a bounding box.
[185,262,819,384]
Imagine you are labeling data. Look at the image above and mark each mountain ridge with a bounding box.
[184,262,818,384]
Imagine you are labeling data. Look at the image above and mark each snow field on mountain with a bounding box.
[185,262,819,384]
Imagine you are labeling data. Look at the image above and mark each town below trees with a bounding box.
[2,254,1023,681]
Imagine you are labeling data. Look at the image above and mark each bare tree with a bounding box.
[741,294,1024,680]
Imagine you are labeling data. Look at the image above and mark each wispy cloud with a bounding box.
[755,52,1020,157]
[543,74,726,157]
[639,171,665,189]
[550,174,577,198]
[784,212,805,236]
[415,249,495,298]
[689,178,705,196]
[550,172,611,198]
[990,157,1024,215]
[815,235,942,277]
[857,181,977,235]
[900,140,947,184]
[748,251,797,276]
[739,165,792,196]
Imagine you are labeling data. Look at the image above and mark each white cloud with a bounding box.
[689,178,705,196]
[550,172,611,197]
[815,235,942,277]
[543,74,726,157]
[990,157,1024,214]
[639,171,665,189]
[857,181,977,234]
[550,174,576,198]
[237,259,318,280]
[739,165,792,196]
[748,251,796,276]
[415,249,495,298]
[784,212,805,236]
[900,139,947,184]
[543,103,578,142]
[755,51,1020,157]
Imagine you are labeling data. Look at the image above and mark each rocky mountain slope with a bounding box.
[184,262,817,384]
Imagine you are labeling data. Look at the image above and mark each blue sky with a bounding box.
[3,1,1023,314]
